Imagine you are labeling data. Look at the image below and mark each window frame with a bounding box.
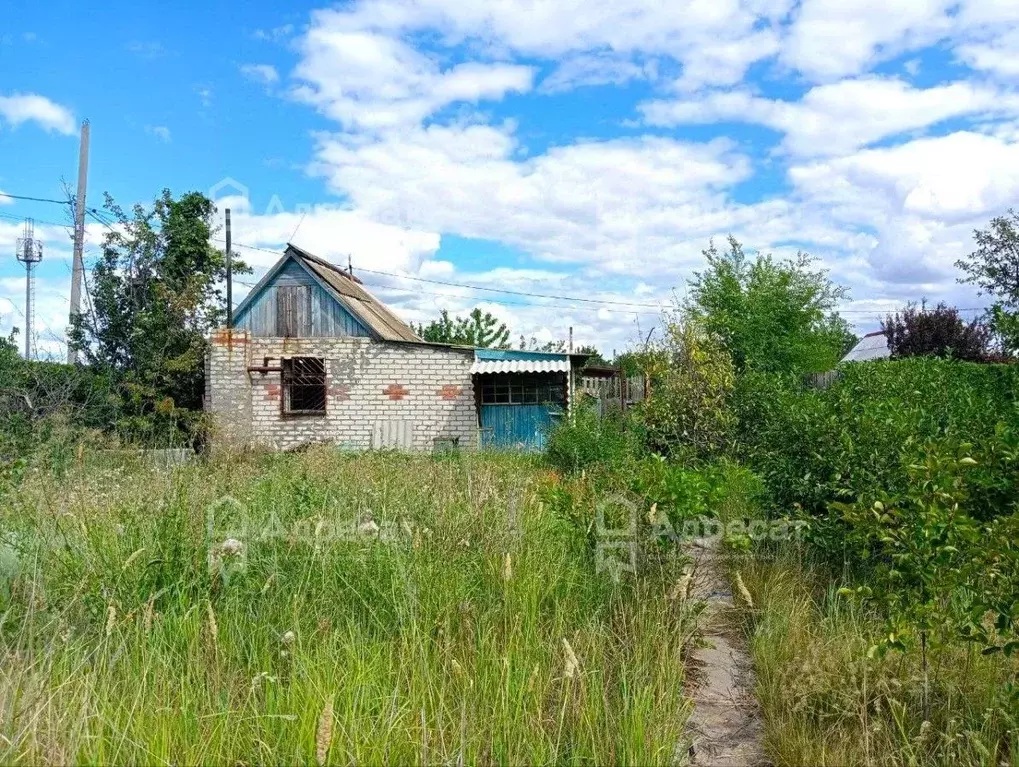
[281,357,327,417]
[479,373,566,406]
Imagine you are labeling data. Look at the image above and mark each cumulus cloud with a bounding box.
[310,123,756,274]
[291,18,535,130]
[781,0,957,81]
[0,92,75,134]
[641,77,1018,156]
[789,131,1019,286]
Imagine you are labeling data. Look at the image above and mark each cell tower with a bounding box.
[15,219,43,360]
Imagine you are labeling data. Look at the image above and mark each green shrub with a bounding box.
[544,405,639,474]
[736,358,1019,519]
[635,320,736,458]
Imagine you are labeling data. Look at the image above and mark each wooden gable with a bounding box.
[234,256,371,339]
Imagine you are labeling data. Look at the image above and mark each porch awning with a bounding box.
[470,357,572,375]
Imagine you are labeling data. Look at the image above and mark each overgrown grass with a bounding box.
[0,448,694,765]
[733,546,1019,766]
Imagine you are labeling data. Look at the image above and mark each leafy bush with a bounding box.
[881,301,993,361]
[636,321,736,457]
[544,405,640,474]
[736,357,1019,519]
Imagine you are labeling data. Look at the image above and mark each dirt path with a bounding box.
[683,539,767,767]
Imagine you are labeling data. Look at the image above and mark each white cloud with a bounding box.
[240,63,280,85]
[291,20,535,130]
[214,196,441,274]
[0,93,75,134]
[781,0,956,81]
[956,29,1019,79]
[195,85,213,107]
[310,123,755,275]
[253,24,294,42]
[641,77,1018,156]
[539,54,654,93]
[789,131,1019,286]
[0,190,11,205]
[145,125,172,143]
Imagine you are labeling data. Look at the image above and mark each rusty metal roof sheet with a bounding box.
[287,244,421,343]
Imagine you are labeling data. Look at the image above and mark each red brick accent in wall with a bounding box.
[437,384,462,400]
[212,329,248,345]
[383,384,410,401]
[328,384,351,401]
[265,384,281,401]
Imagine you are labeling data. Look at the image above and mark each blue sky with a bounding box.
[2,0,1017,356]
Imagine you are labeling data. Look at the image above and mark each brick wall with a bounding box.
[205,330,478,451]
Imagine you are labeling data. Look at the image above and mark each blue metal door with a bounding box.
[480,404,560,450]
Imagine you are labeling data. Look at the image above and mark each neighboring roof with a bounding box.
[232,244,421,343]
[582,364,622,379]
[842,330,891,362]
[471,348,589,375]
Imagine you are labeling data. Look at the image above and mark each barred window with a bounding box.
[282,357,326,415]
[480,374,566,405]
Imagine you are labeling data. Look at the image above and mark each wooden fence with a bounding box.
[578,374,646,416]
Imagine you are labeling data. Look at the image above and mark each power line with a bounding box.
[221,239,669,310]
[0,192,71,206]
[0,210,69,229]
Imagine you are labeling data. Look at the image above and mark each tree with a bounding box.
[637,319,736,456]
[414,309,510,347]
[68,190,244,437]
[685,236,852,375]
[881,302,992,362]
[956,210,1019,354]
[518,336,565,353]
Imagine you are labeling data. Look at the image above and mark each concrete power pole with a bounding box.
[16,219,43,360]
[225,208,233,329]
[68,119,90,364]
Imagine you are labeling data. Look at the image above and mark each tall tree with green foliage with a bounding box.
[68,190,245,437]
[685,236,853,374]
[956,210,1019,354]
[414,308,510,347]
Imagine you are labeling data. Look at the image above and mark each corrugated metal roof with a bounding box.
[286,244,421,343]
[842,330,891,362]
[475,349,570,362]
[471,358,573,374]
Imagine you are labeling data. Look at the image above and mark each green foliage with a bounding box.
[0,333,120,489]
[736,357,1019,519]
[544,405,640,474]
[68,190,246,441]
[957,209,1019,354]
[414,308,510,347]
[882,301,993,361]
[636,320,736,457]
[1,450,695,764]
[685,235,853,375]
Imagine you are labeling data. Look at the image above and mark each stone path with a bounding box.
[683,540,767,767]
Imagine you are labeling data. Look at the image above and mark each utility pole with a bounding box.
[68,118,90,364]
[16,219,43,360]
[225,208,233,329]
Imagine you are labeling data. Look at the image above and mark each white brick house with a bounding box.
[205,245,477,451]
[205,244,589,452]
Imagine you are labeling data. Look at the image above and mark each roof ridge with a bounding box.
[287,243,365,285]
